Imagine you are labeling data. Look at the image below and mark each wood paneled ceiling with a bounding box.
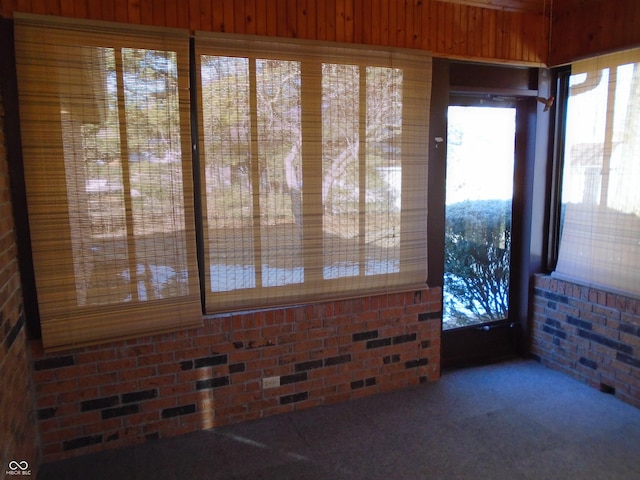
[439,0,548,14]
[441,0,596,14]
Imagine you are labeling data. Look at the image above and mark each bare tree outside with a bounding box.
[444,106,515,329]
[201,56,406,291]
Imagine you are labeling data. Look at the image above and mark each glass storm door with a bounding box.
[443,105,515,330]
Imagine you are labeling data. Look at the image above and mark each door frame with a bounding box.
[429,60,551,369]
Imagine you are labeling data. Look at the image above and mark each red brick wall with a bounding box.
[531,274,640,408]
[0,86,40,476]
[31,288,441,461]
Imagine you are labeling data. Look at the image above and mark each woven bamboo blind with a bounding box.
[555,48,640,296]
[15,14,202,351]
[195,33,431,313]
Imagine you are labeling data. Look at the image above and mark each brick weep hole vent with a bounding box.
[531,274,640,408]
[30,288,441,461]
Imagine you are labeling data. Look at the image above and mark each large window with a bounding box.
[14,15,431,349]
[196,35,431,313]
[15,15,201,350]
[555,48,640,296]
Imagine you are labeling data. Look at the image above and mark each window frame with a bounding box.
[195,32,432,315]
[552,49,640,297]
[7,16,432,348]
[13,14,202,350]
[546,65,571,272]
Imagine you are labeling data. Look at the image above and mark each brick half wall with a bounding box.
[31,288,441,461]
[531,274,640,408]
[0,83,40,476]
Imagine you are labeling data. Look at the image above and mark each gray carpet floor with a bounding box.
[37,358,640,479]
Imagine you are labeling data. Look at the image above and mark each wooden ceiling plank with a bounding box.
[437,0,545,14]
